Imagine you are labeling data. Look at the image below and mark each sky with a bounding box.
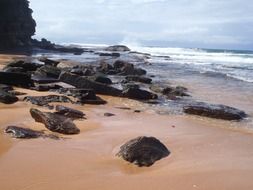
[30,0,253,50]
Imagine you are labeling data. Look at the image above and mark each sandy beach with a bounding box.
[0,54,253,190]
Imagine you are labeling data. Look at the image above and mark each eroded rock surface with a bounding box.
[30,108,80,135]
[117,136,170,167]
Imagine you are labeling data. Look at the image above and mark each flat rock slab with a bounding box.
[5,126,59,139]
[24,95,73,109]
[55,105,85,119]
[117,136,170,167]
[30,108,80,135]
[183,102,247,120]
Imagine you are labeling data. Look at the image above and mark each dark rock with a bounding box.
[77,94,107,105]
[105,45,130,52]
[31,83,62,92]
[0,0,36,50]
[24,95,73,109]
[115,107,131,110]
[89,75,112,85]
[113,60,146,76]
[4,126,59,139]
[104,113,115,117]
[55,105,85,119]
[117,136,170,167]
[99,52,120,57]
[0,71,33,87]
[0,84,13,91]
[30,108,80,135]
[31,75,59,84]
[96,62,114,74]
[39,57,60,67]
[134,110,141,113]
[59,72,122,96]
[122,87,158,100]
[0,90,18,104]
[32,39,84,54]
[5,60,42,72]
[34,65,62,79]
[183,102,247,120]
[3,67,25,73]
[56,88,107,105]
[150,85,189,99]
[125,75,152,84]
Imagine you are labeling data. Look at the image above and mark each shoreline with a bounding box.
[1,52,253,190]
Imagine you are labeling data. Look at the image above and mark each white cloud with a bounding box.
[30,0,253,49]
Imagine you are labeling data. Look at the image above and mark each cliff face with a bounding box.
[0,0,36,50]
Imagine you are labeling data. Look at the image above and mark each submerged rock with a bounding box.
[183,102,247,120]
[4,126,59,139]
[55,105,85,119]
[150,85,189,99]
[117,136,170,167]
[30,108,80,135]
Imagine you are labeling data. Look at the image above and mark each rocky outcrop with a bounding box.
[0,0,36,50]
[117,136,170,167]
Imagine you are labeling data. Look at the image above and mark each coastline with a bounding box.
[1,53,253,190]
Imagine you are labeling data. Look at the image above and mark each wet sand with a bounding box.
[1,55,253,190]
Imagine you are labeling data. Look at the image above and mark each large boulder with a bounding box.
[30,108,80,135]
[0,0,36,50]
[117,136,170,167]
[0,71,33,87]
[59,72,122,96]
[183,102,247,120]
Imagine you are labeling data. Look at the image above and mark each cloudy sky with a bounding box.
[30,0,253,50]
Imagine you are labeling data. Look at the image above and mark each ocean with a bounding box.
[35,44,253,128]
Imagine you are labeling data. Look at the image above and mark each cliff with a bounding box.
[0,0,36,50]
